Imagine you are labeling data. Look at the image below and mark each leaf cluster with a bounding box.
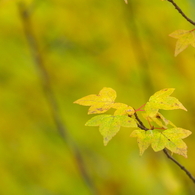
[74,88,191,157]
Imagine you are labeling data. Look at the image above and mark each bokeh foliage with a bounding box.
[0,0,195,194]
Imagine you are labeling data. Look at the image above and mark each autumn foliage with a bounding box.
[74,88,191,157]
[170,29,195,56]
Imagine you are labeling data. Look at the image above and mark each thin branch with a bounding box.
[124,1,155,98]
[133,113,195,184]
[134,112,149,131]
[163,149,195,183]
[167,0,195,26]
[18,3,98,194]
[18,2,67,139]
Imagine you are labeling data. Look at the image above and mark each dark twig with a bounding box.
[133,113,195,184]
[163,149,195,183]
[134,112,149,131]
[167,0,195,26]
[124,1,155,98]
[18,2,98,194]
[18,2,67,139]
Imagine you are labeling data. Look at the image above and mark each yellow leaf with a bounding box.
[169,30,189,39]
[142,112,175,129]
[74,87,116,114]
[169,29,195,56]
[145,88,187,117]
[112,103,135,115]
[162,128,191,158]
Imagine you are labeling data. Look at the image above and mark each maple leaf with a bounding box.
[169,29,195,56]
[145,88,187,117]
[130,128,191,158]
[130,129,153,155]
[151,112,174,128]
[74,87,116,114]
[86,114,137,145]
[112,103,135,116]
[142,112,175,129]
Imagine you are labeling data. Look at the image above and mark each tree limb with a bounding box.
[163,149,195,183]
[167,0,195,26]
[18,2,98,194]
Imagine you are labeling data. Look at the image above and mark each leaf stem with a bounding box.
[135,104,146,112]
[189,28,195,33]
[153,127,166,130]
[163,149,195,183]
[167,0,195,26]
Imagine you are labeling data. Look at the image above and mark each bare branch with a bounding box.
[163,149,195,183]
[18,2,98,194]
[167,0,195,26]
[134,112,149,131]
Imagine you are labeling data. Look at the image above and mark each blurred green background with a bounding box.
[0,0,195,194]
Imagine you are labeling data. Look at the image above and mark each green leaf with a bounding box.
[145,88,187,117]
[86,115,137,145]
[130,130,154,155]
[130,128,191,157]
[169,29,195,56]
[74,87,116,114]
